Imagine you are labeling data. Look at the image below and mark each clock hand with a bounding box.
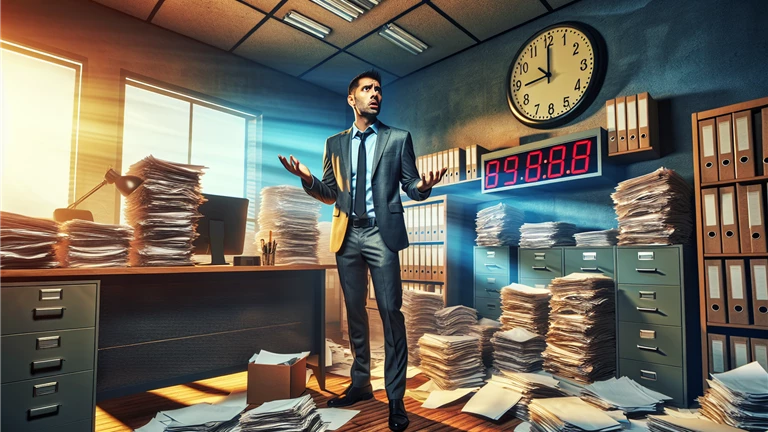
[525,74,548,87]
[546,44,551,83]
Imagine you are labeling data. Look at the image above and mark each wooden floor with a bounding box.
[96,370,521,431]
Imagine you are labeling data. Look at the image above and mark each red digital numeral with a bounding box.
[485,160,500,188]
[547,145,566,179]
[525,150,543,182]
[503,156,519,185]
[571,139,591,174]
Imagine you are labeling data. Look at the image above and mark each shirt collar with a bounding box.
[351,120,379,137]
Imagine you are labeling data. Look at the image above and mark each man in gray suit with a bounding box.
[279,71,445,431]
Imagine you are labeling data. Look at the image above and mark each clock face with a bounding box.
[507,22,606,128]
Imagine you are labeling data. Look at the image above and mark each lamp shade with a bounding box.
[105,168,143,197]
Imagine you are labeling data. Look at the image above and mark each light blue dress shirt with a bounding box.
[350,121,378,219]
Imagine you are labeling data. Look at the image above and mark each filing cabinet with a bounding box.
[564,246,616,279]
[1,281,99,432]
[474,246,518,320]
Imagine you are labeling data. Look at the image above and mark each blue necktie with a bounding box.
[354,129,373,217]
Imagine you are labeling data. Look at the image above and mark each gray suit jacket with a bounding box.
[303,122,430,252]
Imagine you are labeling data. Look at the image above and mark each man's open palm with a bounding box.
[278,155,312,183]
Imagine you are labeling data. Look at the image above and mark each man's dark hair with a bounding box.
[348,70,382,95]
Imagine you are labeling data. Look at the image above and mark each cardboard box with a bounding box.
[247,356,307,405]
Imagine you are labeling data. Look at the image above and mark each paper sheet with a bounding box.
[251,350,310,365]
[134,416,166,432]
[461,382,522,420]
[371,379,386,392]
[317,408,359,431]
[421,387,477,409]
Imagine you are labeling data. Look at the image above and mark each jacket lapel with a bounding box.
[372,122,391,177]
[339,128,352,191]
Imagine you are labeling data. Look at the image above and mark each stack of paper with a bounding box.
[528,397,622,432]
[492,328,547,373]
[698,362,768,430]
[436,305,478,336]
[500,283,551,335]
[542,273,616,383]
[647,415,743,432]
[60,220,133,268]
[418,334,485,390]
[574,229,619,247]
[475,203,525,246]
[316,221,335,265]
[520,222,577,249]
[468,318,502,367]
[239,394,326,431]
[256,186,321,265]
[403,289,444,365]
[487,372,567,421]
[611,167,693,246]
[124,156,205,267]
[135,391,247,432]
[0,211,61,269]
[581,376,671,415]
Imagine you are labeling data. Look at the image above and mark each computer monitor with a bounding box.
[193,193,249,265]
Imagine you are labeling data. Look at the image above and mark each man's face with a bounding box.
[349,77,382,117]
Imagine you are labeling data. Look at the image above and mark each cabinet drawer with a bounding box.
[475,247,512,275]
[32,419,93,432]
[520,249,562,279]
[519,278,553,289]
[619,358,685,407]
[2,283,97,335]
[617,247,681,285]
[475,298,501,320]
[2,328,96,384]
[618,285,681,326]
[564,247,615,279]
[475,273,506,298]
[1,370,94,431]
[619,322,683,367]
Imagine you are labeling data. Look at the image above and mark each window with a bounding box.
[1,41,82,218]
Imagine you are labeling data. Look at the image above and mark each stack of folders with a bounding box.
[475,203,524,246]
[489,372,567,421]
[436,305,478,336]
[464,144,491,180]
[647,415,744,432]
[0,211,61,269]
[528,397,622,432]
[468,318,503,367]
[520,222,577,249]
[707,332,768,374]
[403,289,444,365]
[542,273,616,383]
[492,327,547,373]
[500,283,551,335]
[417,334,485,390]
[135,391,247,432]
[239,394,326,432]
[316,221,335,265]
[611,167,693,246]
[125,156,206,267]
[580,376,671,415]
[416,147,467,185]
[698,362,768,431]
[705,259,768,329]
[605,93,658,155]
[60,220,133,268]
[697,109,765,184]
[574,229,619,247]
[257,186,321,265]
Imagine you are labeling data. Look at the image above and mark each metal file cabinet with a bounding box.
[519,248,564,288]
[1,281,99,432]
[474,246,518,320]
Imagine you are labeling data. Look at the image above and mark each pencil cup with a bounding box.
[262,249,276,266]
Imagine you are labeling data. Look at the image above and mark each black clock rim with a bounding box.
[506,21,608,129]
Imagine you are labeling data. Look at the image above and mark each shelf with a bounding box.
[707,322,768,331]
[704,253,768,258]
[607,146,661,162]
[408,241,445,245]
[401,178,496,202]
[402,279,444,284]
[700,175,768,188]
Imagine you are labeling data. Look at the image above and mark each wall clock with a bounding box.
[506,22,607,129]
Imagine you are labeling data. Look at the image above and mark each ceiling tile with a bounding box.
[240,0,283,14]
[275,0,421,48]
[152,0,265,51]
[91,0,159,20]
[547,0,579,8]
[234,18,339,76]
[302,52,398,95]
[347,4,475,77]
[431,0,547,41]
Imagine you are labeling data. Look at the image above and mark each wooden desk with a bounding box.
[1,264,333,401]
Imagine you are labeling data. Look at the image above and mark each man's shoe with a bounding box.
[388,399,409,431]
[327,384,373,408]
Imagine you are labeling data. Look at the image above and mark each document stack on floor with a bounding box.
[403,289,444,365]
[520,222,577,249]
[468,318,502,367]
[574,229,619,247]
[475,203,524,246]
[611,167,693,246]
[60,220,133,268]
[124,156,205,266]
[487,372,567,421]
[239,394,326,432]
[500,283,551,335]
[528,397,622,432]
[492,328,547,373]
[135,391,247,432]
[581,376,671,415]
[0,211,61,269]
[647,415,744,432]
[542,273,616,383]
[418,334,485,390]
[436,305,478,336]
[698,361,768,431]
[257,186,321,265]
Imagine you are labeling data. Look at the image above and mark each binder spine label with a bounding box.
[703,125,715,157]
[712,340,725,372]
[748,190,761,226]
[729,265,745,299]
[705,194,717,226]
[755,265,768,300]
[708,265,721,299]
[736,116,750,151]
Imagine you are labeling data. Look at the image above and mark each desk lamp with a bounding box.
[53,168,143,222]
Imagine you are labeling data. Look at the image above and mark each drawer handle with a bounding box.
[639,370,658,381]
[33,382,59,397]
[486,303,497,309]
[484,263,502,269]
[637,344,659,352]
[580,267,599,272]
[486,251,496,258]
[37,336,61,350]
[532,266,548,271]
[486,278,496,284]
[29,404,60,419]
[39,288,62,301]
[635,268,658,273]
[485,289,500,294]
[636,307,659,313]
[32,358,63,372]
[33,307,65,319]
[639,291,657,299]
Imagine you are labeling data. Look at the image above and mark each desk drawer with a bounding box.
[475,273,506,298]
[617,248,681,285]
[475,298,501,320]
[1,370,94,431]
[619,322,683,367]
[520,249,562,280]
[2,283,97,335]
[475,247,512,276]
[519,278,553,289]
[2,328,96,384]
[32,419,93,432]
[619,358,684,407]
[564,247,615,279]
[618,285,681,326]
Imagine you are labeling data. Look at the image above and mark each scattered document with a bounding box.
[316,408,359,431]
[698,361,768,430]
[250,350,310,365]
[421,387,477,409]
[239,394,325,431]
[582,376,670,414]
[528,397,622,432]
[371,379,386,392]
[461,381,523,420]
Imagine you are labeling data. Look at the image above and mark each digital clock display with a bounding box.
[482,128,606,192]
